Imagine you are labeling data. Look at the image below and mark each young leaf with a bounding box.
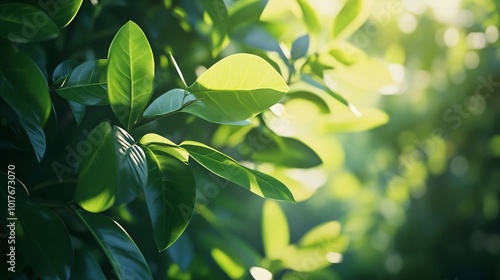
[332,0,374,40]
[0,3,59,43]
[143,88,197,118]
[183,53,289,124]
[180,140,295,202]
[48,0,84,28]
[107,21,154,131]
[140,134,196,251]
[56,59,109,105]
[75,210,153,280]
[296,0,320,36]
[262,200,290,259]
[243,126,322,168]
[11,201,73,280]
[75,122,117,212]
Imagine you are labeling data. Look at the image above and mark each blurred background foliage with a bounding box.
[1,0,500,279]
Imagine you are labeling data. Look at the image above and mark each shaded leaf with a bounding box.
[68,100,86,126]
[227,0,267,32]
[183,54,289,124]
[167,233,194,271]
[180,140,295,202]
[243,126,322,168]
[55,60,109,106]
[107,21,154,131]
[75,210,153,280]
[0,3,59,43]
[291,34,309,60]
[140,134,196,251]
[52,59,79,85]
[143,88,197,118]
[71,250,107,280]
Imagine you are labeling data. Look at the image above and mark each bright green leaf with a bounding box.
[55,59,109,106]
[227,0,267,32]
[183,53,288,124]
[75,210,153,280]
[262,200,289,259]
[332,0,374,40]
[296,0,320,36]
[107,20,154,131]
[299,221,342,247]
[203,0,228,56]
[180,140,295,202]
[243,127,322,168]
[140,135,196,251]
[75,122,117,212]
[143,88,197,118]
[211,248,245,279]
[0,3,59,43]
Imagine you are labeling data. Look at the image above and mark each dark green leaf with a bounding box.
[71,250,107,280]
[47,0,83,28]
[113,126,147,205]
[19,118,46,161]
[167,233,194,271]
[68,101,86,126]
[180,140,295,202]
[243,127,322,168]
[291,34,309,60]
[140,133,196,251]
[0,3,59,43]
[107,21,155,130]
[52,59,79,85]
[55,60,109,105]
[75,122,117,212]
[184,54,289,124]
[75,210,153,280]
[15,202,73,280]
[143,88,197,118]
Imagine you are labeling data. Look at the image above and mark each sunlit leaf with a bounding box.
[0,3,59,43]
[183,54,289,124]
[262,200,289,259]
[296,0,320,36]
[108,21,154,130]
[55,59,109,105]
[75,122,117,212]
[203,0,228,56]
[211,248,245,279]
[140,134,196,251]
[143,88,196,118]
[332,0,374,40]
[180,140,295,202]
[75,210,153,280]
[321,106,389,133]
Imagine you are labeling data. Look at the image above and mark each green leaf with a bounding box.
[113,126,147,204]
[227,0,267,32]
[211,248,245,279]
[262,200,289,259]
[55,60,109,106]
[183,53,289,124]
[167,233,194,271]
[107,21,155,131]
[143,88,197,119]
[296,0,320,36]
[203,0,228,56]
[75,122,147,212]
[0,3,59,43]
[68,100,86,126]
[321,106,389,133]
[75,122,117,212]
[0,43,51,160]
[139,134,196,251]
[75,210,153,280]
[243,127,322,168]
[48,0,83,28]
[52,59,79,86]
[14,202,73,280]
[180,140,295,202]
[71,250,107,280]
[332,0,374,40]
[291,34,309,60]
